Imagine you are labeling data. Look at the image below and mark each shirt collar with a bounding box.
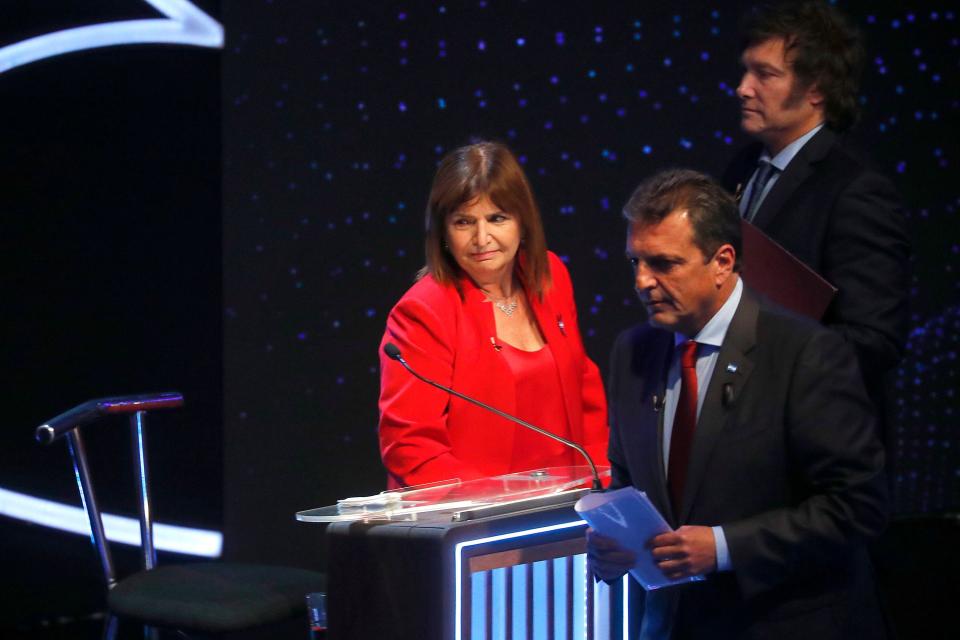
[675,277,743,349]
[759,122,824,172]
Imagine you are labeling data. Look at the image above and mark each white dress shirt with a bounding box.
[663,277,743,571]
[738,123,825,217]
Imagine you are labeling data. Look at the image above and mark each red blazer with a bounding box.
[379,252,609,488]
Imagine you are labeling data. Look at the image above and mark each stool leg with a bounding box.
[102,613,119,640]
[130,410,156,570]
[68,429,115,589]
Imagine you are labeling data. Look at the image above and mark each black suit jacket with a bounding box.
[722,127,910,406]
[607,288,888,639]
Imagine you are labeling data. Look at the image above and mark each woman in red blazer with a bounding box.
[378,141,608,488]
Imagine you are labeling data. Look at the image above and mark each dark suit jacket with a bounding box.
[722,127,910,410]
[607,288,888,639]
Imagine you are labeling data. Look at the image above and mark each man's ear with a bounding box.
[807,83,825,107]
[713,244,736,286]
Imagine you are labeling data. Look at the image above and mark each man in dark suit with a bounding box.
[587,170,888,639]
[721,1,909,422]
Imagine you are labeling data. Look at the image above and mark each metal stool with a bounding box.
[36,393,326,638]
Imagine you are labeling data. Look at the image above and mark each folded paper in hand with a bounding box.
[575,487,705,590]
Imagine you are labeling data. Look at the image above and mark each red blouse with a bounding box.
[378,252,609,488]
[500,343,579,471]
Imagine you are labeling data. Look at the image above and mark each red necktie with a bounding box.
[668,340,699,515]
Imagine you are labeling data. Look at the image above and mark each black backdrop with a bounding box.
[1,0,221,627]
[221,0,959,570]
[1,0,957,628]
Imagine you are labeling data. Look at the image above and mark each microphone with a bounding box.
[722,383,735,407]
[383,342,603,491]
[652,394,665,412]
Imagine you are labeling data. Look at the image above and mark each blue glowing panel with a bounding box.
[470,557,593,640]
[491,567,508,638]
[470,571,487,639]
[553,557,569,639]
[532,560,548,638]
[511,566,528,639]
[457,515,630,640]
[456,520,590,640]
[573,554,587,638]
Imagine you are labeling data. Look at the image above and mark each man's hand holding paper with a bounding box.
[648,526,717,580]
[576,487,706,589]
[585,529,637,582]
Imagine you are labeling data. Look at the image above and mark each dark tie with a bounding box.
[668,340,699,515]
[742,159,777,221]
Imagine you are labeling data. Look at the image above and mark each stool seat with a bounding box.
[107,563,327,633]
[36,395,328,638]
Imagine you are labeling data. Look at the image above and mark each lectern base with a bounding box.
[325,499,630,640]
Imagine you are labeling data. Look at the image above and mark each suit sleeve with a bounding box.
[722,329,888,598]
[822,169,910,374]
[605,330,633,491]
[378,291,485,486]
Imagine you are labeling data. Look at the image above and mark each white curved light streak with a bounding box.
[0,0,223,74]
[0,487,222,558]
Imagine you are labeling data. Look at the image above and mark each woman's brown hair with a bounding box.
[420,141,550,298]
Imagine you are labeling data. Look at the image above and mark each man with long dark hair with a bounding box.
[722,1,909,438]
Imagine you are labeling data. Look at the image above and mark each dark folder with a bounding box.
[740,219,837,320]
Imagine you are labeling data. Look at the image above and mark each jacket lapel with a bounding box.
[528,283,579,435]
[633,331,676,523]
[751,127,835,229]
[679,289,758,522]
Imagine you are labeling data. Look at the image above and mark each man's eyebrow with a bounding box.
[627,251,684,263]
[749,60,785,74]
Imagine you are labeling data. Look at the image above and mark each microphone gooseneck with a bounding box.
[383,342,603,491]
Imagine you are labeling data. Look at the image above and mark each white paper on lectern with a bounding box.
[575,487,705,590]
